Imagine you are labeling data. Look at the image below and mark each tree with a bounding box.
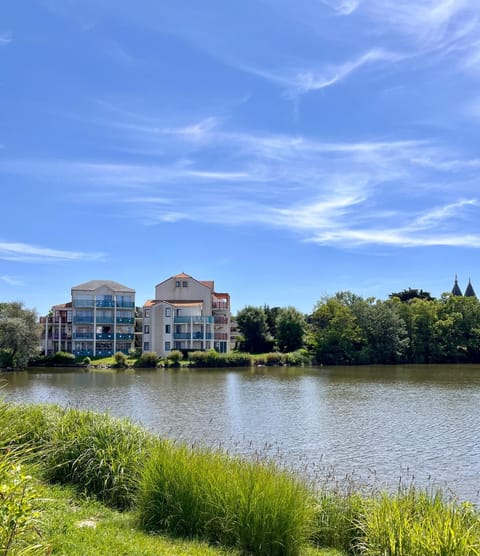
[263,305,281,339]
[0,302,39,369]
[309,297,364,364]
[389,288,434,302]
[275,307,306,353]
[236,306,273,354]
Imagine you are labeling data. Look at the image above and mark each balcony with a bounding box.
[173,332,213,340]
[96,300,115,308]
[73,332,94,340]
[73,316,94,324]
[117,301,135,308]
[215,332,228,341]
[73,350,94,357]
[96,333,114,340]
[212,302,229,310]
[96,316,115,324]
[214,317,229,325]
[174,316,213,324]
[116,333,134,340]
[117,317,134,324]
[73,299,94,307]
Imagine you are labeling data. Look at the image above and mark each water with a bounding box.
[3,364,480,502]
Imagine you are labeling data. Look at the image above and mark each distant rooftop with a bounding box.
[72,280,135,293]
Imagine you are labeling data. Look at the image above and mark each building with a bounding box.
[70,280,136,357]
[142,272,231,356]
[40,302,73,355]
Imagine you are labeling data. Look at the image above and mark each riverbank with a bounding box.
[2,401,480,555]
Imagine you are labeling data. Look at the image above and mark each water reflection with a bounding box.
[2,365,480,502]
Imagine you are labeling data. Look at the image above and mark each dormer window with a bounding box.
[182,281,188,287]
[175,281,181,287]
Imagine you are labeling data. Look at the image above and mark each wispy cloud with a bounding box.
[0,275,25,286]
[0,32,12,46]
[0,242,105,263]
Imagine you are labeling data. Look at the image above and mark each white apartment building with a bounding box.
[71,280,136,357]
[142,273,231,356]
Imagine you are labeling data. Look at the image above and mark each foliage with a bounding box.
[83,356,91,365]
[389,288,434,302]
[284,348,312,366]
[236,306,274,354]
[0,302,39,369]
[0,453,43,555]
[138,442,316,556]
[276,307,306,353]
[135,351,159,368]
[52,351,76,364]
[167,349,184,367]
[113,351,128,368]
[188,350,252,368]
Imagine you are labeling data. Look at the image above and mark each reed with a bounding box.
[138,442,316,556]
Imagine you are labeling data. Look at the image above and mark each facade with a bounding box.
[71,280,136,357]
[40,302,73,355]
[142,273,231,356]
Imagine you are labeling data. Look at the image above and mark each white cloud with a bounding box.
[0,242,105,263]
[0,275,25,286]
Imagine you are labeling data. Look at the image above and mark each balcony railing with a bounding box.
[73,332,94,339]
[96,300,115,308]
[73,299,94,307]
[73,316,94,324]
[173,332,213,340]
[117,301,135,308]
[96,317,114,324]
[117,317,134,324]
[214,317,229,325]
[212,302,229,310]
[174,316,214,324]
[215,333,229,340]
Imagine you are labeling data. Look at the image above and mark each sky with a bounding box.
[2,0,480,316]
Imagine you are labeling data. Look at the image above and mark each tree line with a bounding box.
[236,289,480,365]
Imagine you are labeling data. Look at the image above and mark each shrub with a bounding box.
[166,350,183,367]
[83,356,92,365]
[138,443,315,555]
[113,351,128,368]
[0,452,43,554]
[285,349,312,366]
[265,352,285,366]
[188,350,252,368]
[135,351,159,368]
[52,351,76,364]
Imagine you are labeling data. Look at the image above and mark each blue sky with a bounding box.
[2,0,480,316]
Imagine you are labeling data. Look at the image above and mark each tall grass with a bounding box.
[356,488,480,556]
[44,408,153,509]
[138,442,316,556]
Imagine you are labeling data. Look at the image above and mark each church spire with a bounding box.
[452,275,463,296]
[464,278,476,298]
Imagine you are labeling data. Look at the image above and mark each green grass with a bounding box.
[3,400,480,556]
[36,482,342,556]
[138,442,316,556]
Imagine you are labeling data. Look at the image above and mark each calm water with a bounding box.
[3,365,480,502]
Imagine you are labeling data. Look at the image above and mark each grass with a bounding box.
[2,399,480,556]
[138,442,316,556]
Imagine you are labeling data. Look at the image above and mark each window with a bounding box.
[175,325,182,334]
[144,325,150,334]
[165,341,171,351]
[144,309,150,318]
[176,308,181,316]
[165,307,172,317]
[175,280,181,287]
[143,342,150,351]
[182,281,188,287]
[165,324,171,334]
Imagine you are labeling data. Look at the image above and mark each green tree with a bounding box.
[309,297,364,364]
[0,302,39,369]
[389,288,434,302]
[236,306,273,354]
[275,306,306,353]
[263,305,281,339]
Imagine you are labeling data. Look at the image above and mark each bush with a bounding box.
[83,356,92,365]
[135,351,159,368]
[138,443,315,555]
[166,350,183,367]
[113,351,128,368]
[52,351,76,364]
[265,352,285,366]
[188,350,252,368]
[285,349,312,366]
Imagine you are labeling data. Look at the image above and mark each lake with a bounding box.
[2,364,480,502]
